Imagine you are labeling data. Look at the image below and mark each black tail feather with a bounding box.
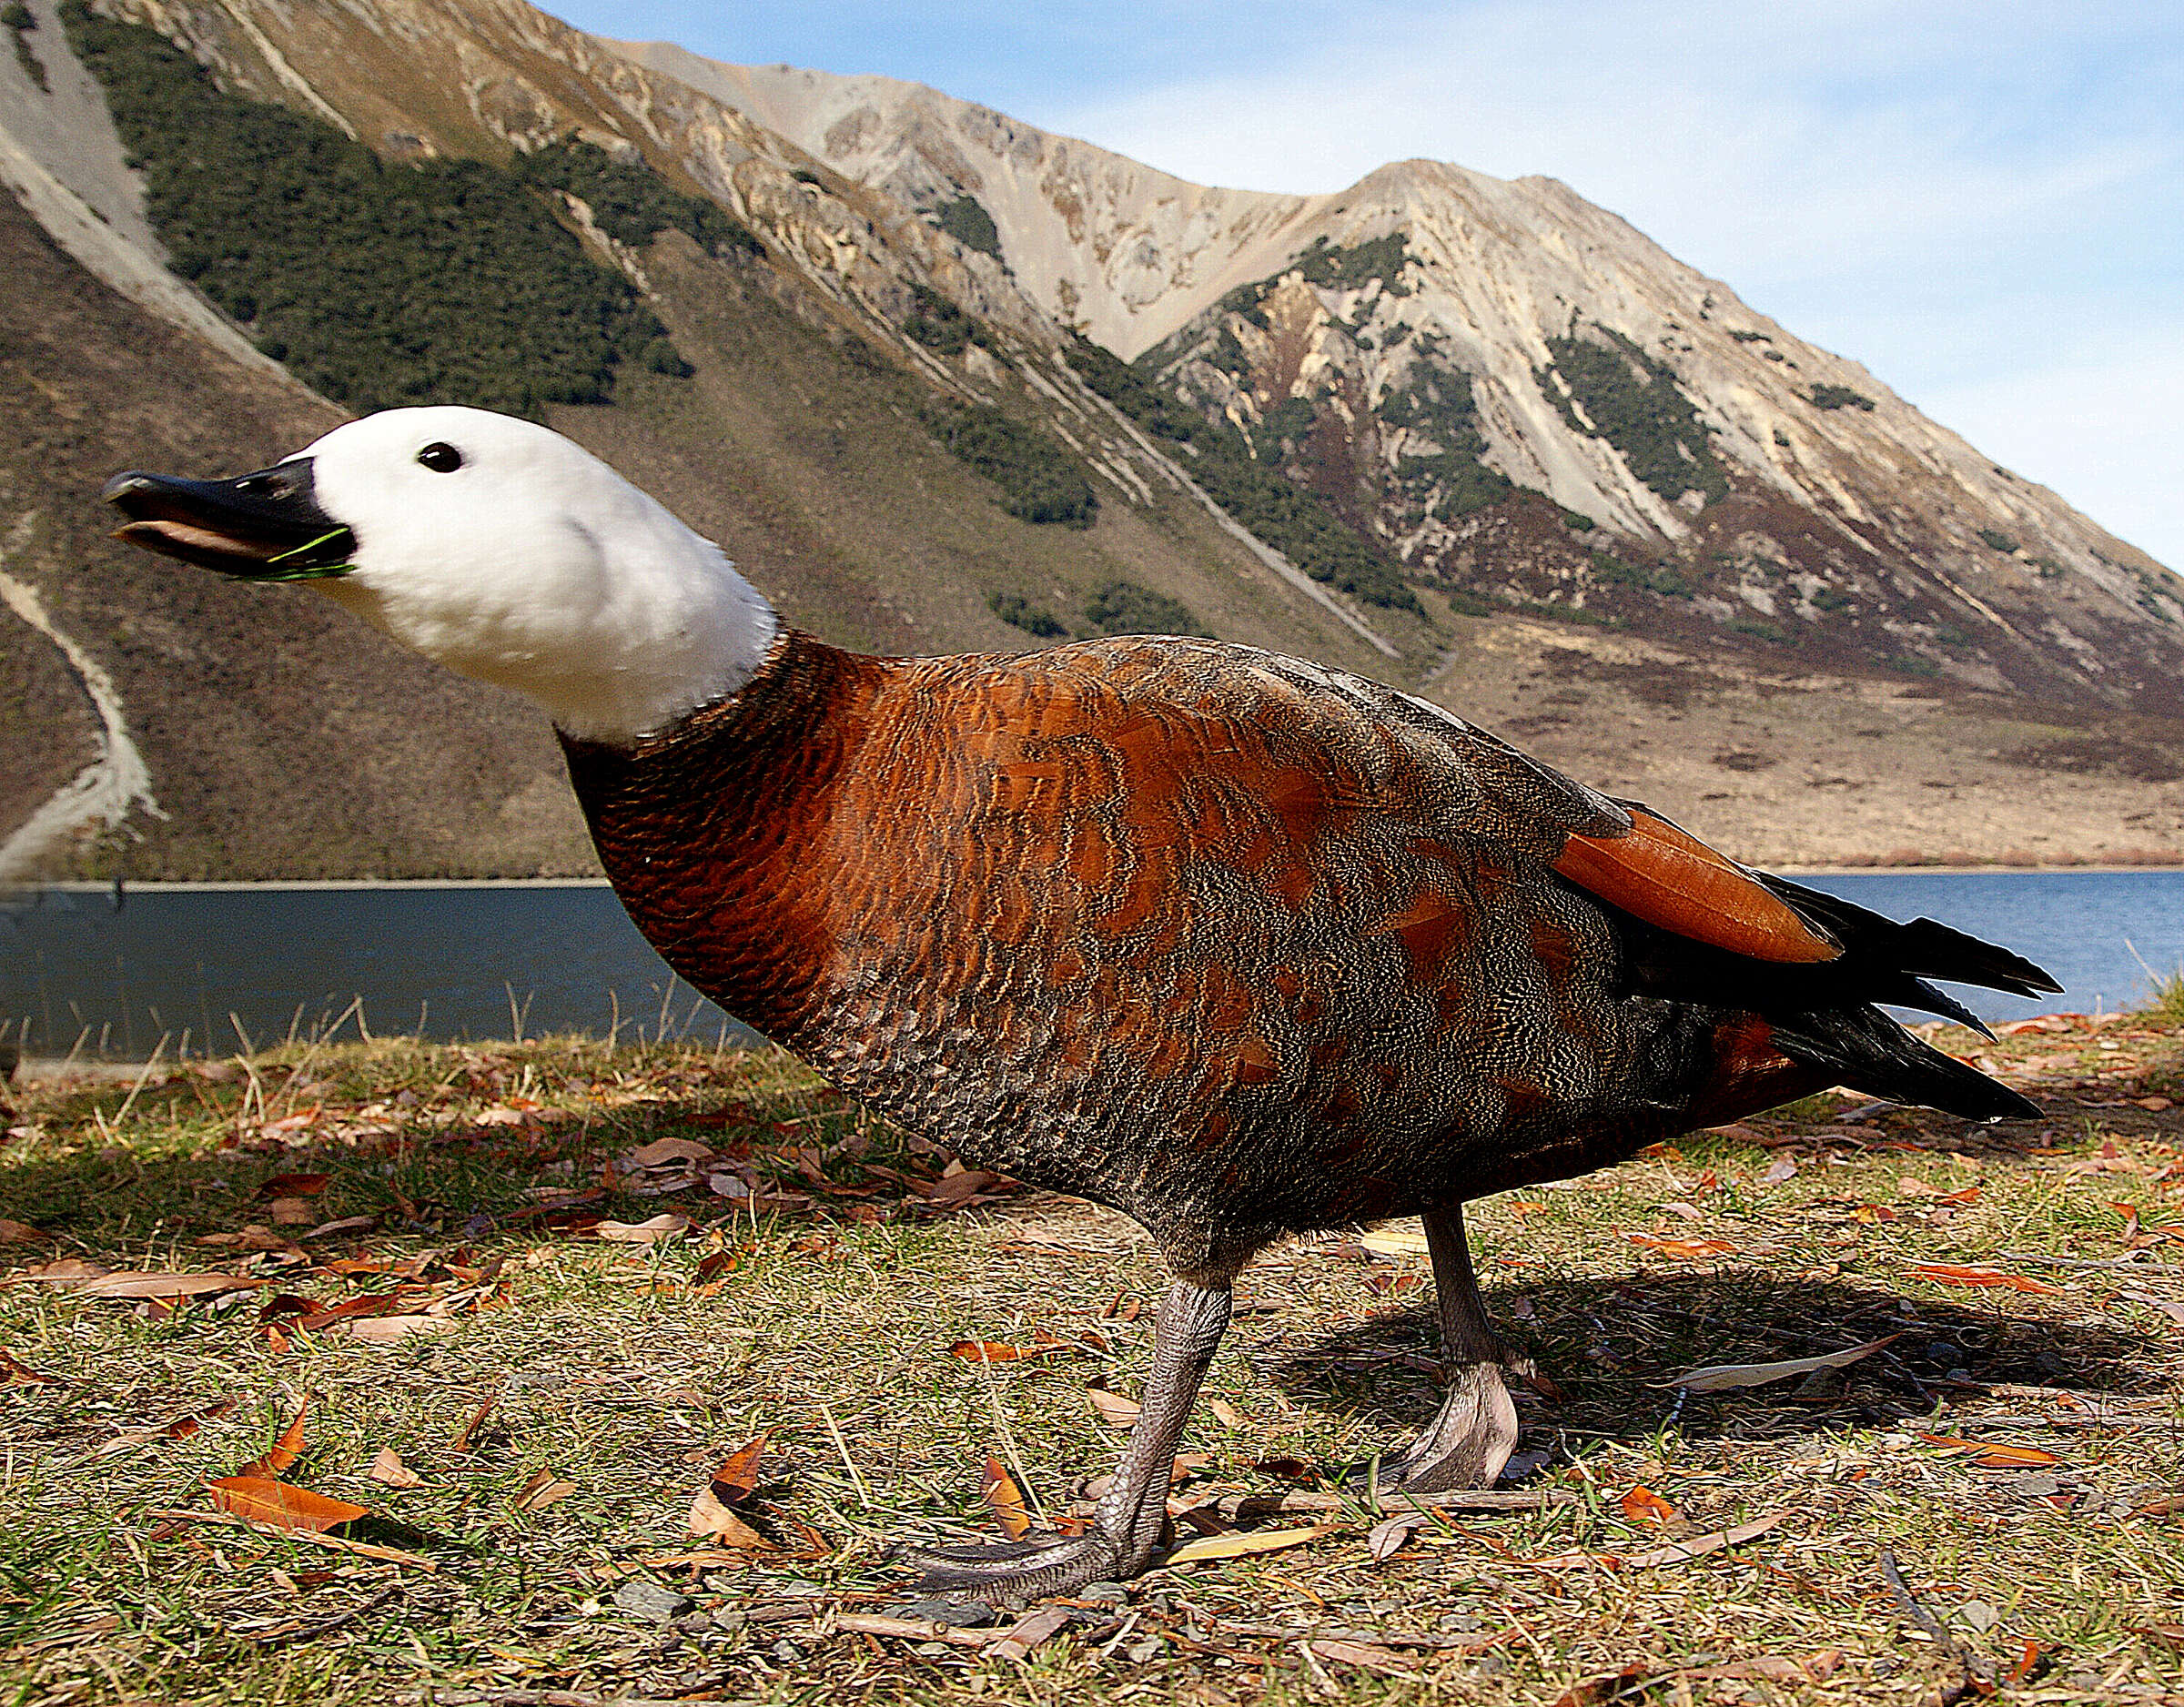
[1760,875,2063,999]
[1769,1005,2042,1124]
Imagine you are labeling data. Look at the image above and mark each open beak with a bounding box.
[102,459,357,581]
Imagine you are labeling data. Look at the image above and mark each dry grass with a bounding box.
[2,1013,2180,1707]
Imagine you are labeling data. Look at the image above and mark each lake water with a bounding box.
[3,871,2179,1062]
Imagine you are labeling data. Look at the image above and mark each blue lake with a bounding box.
[3,870,2179,1061]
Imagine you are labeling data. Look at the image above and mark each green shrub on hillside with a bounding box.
[62,4,694,416]
[1538,326,1728,507]
[6,2,47,93]
[1382,369,1512,518]
[934,195,1002,261]
[513,136,762,258]
[1084,579,1203,637]
[1065,337,1421,613]
[1977,528,2020,554]
[922,403,1097,528]
[902,283,995,358]
[987,591,1067,637]
[1808,383,1876,412]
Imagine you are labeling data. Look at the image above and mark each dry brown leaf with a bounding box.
[1166,1522,1332,1564]
[301,1215,379,1239]
[1366,1510,1431,1561]
[1906,1263,2063,1296]
[511,1468,577,1511]
[452,1388,500,1453]
[1086,1388,1141,1426]
[1618,1513,1783,1567]
[982,1454,1031,1540]
[244,1397,309,1478]
[1655,1336,1896,1392]
[687,1489,774,1550]
[989,1606,1072,1662]
[266,1198,317,1227]
[623,1136,715,1169]
[256,1173,330,1199]
[1359,1223,1431,1257]
[592,1212,693,1244]
[77,1271,264,1299]
[207,1476,369,1532]
[0,1348,60,1387]
[1619,1484,1681,1525]
[369,1447,422,1489]
[1207,1398,1243,1429]
[1916,1433,2063,1469]
[1622,1233,1736,1260]
[1310,1638,1421,1678]
[705,1431,771,1505]
[340,1315,455,1346]
[4,1258,107,1284]
[949,1339,1057,1363]
[0,1219,53,1246]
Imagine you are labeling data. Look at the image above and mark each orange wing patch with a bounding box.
[1553,810,1841,965]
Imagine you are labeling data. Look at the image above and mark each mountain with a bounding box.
[3,0,2179,881]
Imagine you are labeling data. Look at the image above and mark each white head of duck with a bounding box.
[104,405,779,743]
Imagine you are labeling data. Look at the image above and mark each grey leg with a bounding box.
[907,1278,1232,1600]
[1386,1201,1521,1493]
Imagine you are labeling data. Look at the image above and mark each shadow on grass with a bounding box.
[1259,1272,2170,1447]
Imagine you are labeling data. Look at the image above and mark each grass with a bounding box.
[1,1011,2180,1706]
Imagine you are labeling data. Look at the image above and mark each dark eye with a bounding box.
[417,442,464,473]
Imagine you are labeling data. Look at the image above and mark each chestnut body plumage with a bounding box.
[106,406,2060,1600]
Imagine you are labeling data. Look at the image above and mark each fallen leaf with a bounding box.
[452,1388,500,1453]
[0,1219,53,1246]
[1917,1433,2063,1470]
[623,1136,715,1169]
[1367,1510,1432,1561]
[982,1455,1031,1540]
[1207,1398,1243,1429]
[949,1339,1059,1363]
[687,1487,774,1550]
[1906,1263,2063,1296]
[1760,1157,1797,1186]
[1655,1336,1896,1392]
[0,1348,61,1387]
[1166,1522,1333,1564]
[265,1198,317,1226]
[207,1477,369,1532]
[1551,1664,1650,1707]
[301,1215,379,1239]
[91,1400,237,1457]
[3,1258,107,1284]
[705,1432,771,1505]
[2130,1493,2184,1519]
[369,1447,423,1489]
[1359,1223,1431,1258]
[511,1468,577,1511]
[256,1173,330,1199]
[1618,1513,1784,1567]
[592,1213,692,1244]
[989,1606,1071,1662]
[1622,1233,1737,1260]
[77,1271,265,1299]
[1086,1388,1141,1426]
[1619,1484,1681,1525]
[1310,1638,1421,1677]
[245,1397,310,1478]
[1252,1456,1316,1481]
[340,1315,455,1345]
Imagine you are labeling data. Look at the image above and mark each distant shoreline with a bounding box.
[15,866,2184,894]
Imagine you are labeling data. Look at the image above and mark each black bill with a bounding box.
[102,459,356,581]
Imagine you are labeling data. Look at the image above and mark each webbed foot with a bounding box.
[1384,1359,1521,1492]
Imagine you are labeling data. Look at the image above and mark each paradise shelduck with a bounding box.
[106,406,2059,1598]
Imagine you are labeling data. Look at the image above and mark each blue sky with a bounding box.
[545,1,2183,571]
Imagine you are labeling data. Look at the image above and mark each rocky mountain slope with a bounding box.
[2,0,2179,879]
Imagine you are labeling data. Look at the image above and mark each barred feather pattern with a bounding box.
[561,630,1820,1276]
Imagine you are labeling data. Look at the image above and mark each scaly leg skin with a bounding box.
[1386,1201,1522,1494]
[905,1278,1232,1601]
